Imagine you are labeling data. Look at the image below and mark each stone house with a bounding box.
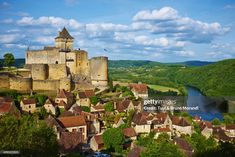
[20,98,37,113]
[44,98,57,115]
[212,126,233,142]
[132,112,151,134]
[81,111,101,134]
[225,124,235,137]
[58,115,87,142]
[129,83,148,99]
[123,127,137,140]
[76,92,90,107]
[173,137,194,157]
[90,134,104,151]
[154,127,172,139]
[116,100,135,114]
[0,97,20,117]
[132,101,142,111]
[172,116,192,136]
[199,121,213,138]
[55,89,74,109]
[152,112,172,130]
[113,116,125,128]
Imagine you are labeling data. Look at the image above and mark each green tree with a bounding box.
[37,107,48,119]
[211,118,221,125]
[90,96,98,105]
[156,133,170,143]
[224,115,233,124]
[104,102,114,112]
[3,53,15,67]
[81,106,90,112]
[102,128,124,153]
[141,141,185,157]
[33,94,48,107]
[136,131,155,147]
[0,114,59,157]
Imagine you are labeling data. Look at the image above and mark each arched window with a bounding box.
[55,61,58,64]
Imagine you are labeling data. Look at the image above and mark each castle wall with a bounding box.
[0,73,10,89]
[33,80,59,91]
[9,76,32,91]
[26,49,66,65]
[60,77,71,91]
[48,64,67,80]
[76,50,90,76]
[31,64,48,80]
[89,56,108,87]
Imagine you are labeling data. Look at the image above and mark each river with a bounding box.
[186,86,223,121]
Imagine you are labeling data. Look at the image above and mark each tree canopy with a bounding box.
[0,114,58,157]
[4,53,15,67]
[102,128,124,153]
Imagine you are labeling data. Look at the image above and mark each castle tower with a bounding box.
[55,27,74,51]
[89,56,108,87]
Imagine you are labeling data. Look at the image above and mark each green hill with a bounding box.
[109,59,235,96]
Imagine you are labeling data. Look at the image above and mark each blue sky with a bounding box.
[0,0,235,62]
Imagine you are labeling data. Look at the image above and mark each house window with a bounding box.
[55,61,58,64]
[72,129,77,132]
[29,105,31,108]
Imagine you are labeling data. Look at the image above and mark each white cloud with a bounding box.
[133,7,178,21]
[17,16,83,29]
[0,34,25,44]
[0,19,13,24]
[176,50,195,57]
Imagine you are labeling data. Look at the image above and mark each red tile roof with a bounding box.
[58,115,86,128]
[132,112,149,125]
[173,137,193,157]
[94,135,104,145]
[22,99,36,105]
[225,124,235,130]
[59,131,82,153]
[129,83,148,93]
[212,127,233,141]
[199,121,212,131]
[172,116,190,126]
[84,90,95,98]
[116,100,131,112]
[123,128,137,137]
[128,146,145,157]
[0,102,11,113]
[57,89,74,99]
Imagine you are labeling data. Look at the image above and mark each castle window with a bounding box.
[55,61,58,64]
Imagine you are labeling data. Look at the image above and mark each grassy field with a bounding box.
[148,84,180,94]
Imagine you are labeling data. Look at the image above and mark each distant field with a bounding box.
[148,84,180,93]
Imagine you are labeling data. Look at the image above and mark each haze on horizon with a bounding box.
[0,0,235,62]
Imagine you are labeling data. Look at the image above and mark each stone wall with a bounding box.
[33,80,60,91]
[31,64,48,80]
[89,56,108,87]
[9,76,32,91]
[59,76,71,91]
[48,64,67,80]
[0,73,10,89]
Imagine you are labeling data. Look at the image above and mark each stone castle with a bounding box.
[0,28,108,91]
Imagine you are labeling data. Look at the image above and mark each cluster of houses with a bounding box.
[0,83,235,156]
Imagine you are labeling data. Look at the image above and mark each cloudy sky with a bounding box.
[0,0,235,62]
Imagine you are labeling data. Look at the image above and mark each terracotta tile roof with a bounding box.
[58,115,86,128]
[132,112,149,125]
[154,127,171,133]
[84,90,95,98]
[45,115,65,132]
[55,27,74,39]
[172,116,190,126]
[57,89,74,99]
[22,99,36,105]
[59,111,75,117]
[225,124,235,130]
[77,92,87,99]
[123,128,137,137]
[128,146,145,157]
[0,102,11,113]
[91,104,104,111]
[116,100,131,112]
[193,115,201,121]
[132,101,141,106]
[71,106,82,114]
[94,135,104,145]
[58,100,66,107]
[212,127,232,141]
[129,83,148,93]
[199,121,212,131]
[45,98,56,106]
[59,131,82,153]
[173,137,193,157]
